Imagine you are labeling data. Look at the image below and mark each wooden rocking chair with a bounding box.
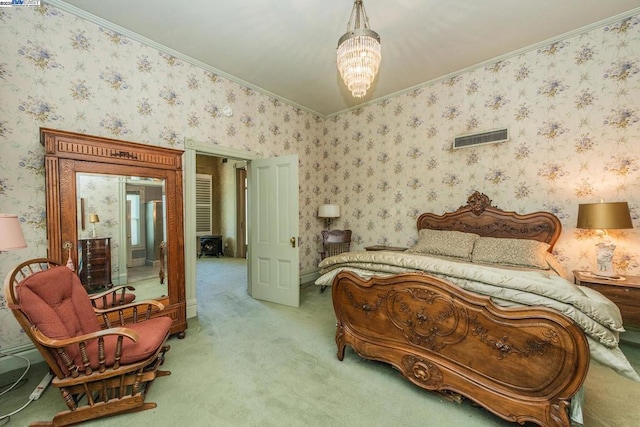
[4,258,172,426]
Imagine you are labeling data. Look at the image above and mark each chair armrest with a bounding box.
[30,326,143,376]
[89,285,136,300]
[30,325,139,348]
[94,299,165,314]
[95,299,166,327]
[90,285,137,309]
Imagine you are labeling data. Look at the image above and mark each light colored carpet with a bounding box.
[2,257,640,426]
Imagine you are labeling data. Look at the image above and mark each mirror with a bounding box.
[76,173,168,301]
[41,128,186,337]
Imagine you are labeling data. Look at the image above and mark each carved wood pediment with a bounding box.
[416,190,562,249]
[462,191,495,215]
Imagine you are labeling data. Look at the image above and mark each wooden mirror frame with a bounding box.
[41,128,187,337]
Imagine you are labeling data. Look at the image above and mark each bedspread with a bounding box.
[316,250,640,382]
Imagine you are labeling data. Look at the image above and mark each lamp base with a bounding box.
[594,240,617,278]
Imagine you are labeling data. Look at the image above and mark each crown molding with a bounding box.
[327,6,640,118]
[44,2,640,120]
[44,0,324,118]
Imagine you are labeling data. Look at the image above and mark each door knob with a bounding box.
[290,237,296,248]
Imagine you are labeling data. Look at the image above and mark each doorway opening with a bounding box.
[194,154,248,323]
[184,140,258,319]
[185,140,300,315]
[194,154,247,260]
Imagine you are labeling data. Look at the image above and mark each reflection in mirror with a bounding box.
[76,173,168,301]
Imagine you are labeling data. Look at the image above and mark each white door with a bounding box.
[249,154,299,307]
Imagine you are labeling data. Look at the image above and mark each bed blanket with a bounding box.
[316,250,640,382]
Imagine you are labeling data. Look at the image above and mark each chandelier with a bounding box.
[336,0,381,98]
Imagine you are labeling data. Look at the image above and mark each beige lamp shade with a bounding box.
[576,202,633,230]
[89,214,100,224]
[318,204,340,218]
[0,214,27,251]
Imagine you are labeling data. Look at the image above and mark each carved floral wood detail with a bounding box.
[332,270,588,427]
[416,191,562,249]
[402,355,444,387]
[463,191,495,215]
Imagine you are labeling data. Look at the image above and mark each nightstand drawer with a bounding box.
[582,283,640,325]
[585,282,640,303]
[618,305,640,327]
[573,271,640,329]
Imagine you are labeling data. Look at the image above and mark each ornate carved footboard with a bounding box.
[332,271,590,427]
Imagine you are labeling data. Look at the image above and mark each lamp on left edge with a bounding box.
[0,214,27,252]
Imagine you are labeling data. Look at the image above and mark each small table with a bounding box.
[573,270,640,329]
[365,245,408,252]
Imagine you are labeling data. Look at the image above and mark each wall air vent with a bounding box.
[453,128,509,149]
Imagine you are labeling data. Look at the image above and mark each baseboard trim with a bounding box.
[0,344,43,373]
[300,268,320,286]
[186,297,197,319]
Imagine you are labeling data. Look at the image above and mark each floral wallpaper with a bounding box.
[322,15,640,280]
[0,4,324,349]
[1,4,639,350]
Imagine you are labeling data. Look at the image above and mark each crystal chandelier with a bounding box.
[336,0,381,98]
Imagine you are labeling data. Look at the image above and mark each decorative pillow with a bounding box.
[406,229,480,260]
[471,237,550,269]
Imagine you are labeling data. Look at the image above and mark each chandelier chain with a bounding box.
[346,0,370,32]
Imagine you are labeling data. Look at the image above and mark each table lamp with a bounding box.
[576,201,633,277]
[0,213,27,252]
[89,213,100,237]
[318,204,340,230]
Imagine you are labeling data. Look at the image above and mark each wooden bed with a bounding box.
[331,192,590,427]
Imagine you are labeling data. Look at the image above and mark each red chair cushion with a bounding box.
[17,266,171,375]
[18,266,101,338]
[102,316,172,366]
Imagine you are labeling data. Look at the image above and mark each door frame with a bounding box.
[235,166,247,258]
[184,139,259,318]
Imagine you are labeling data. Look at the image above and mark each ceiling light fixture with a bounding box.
[337,0,381,98]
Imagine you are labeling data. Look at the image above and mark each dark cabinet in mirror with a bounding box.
[41,128,186,337]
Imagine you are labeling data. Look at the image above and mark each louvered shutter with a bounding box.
[196,174,212,235]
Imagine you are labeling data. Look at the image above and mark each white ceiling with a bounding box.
[53,0,640,117]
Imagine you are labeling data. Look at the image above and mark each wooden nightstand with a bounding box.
[573,270,640,329]
[365,245,408,252]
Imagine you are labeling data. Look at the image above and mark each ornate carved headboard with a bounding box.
[416,191,562,250]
